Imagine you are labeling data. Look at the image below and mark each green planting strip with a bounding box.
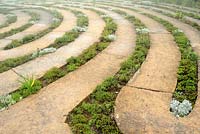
[141,6,200,31]
[0,9,87,73]
[0,10,40,39]
[48,8,88,49]
[145,4,200,20]
[143,13,198,113]
[161,4,200,14]
[96,2,200,32]
[4,9,63,50]
[67,9,150,133]
[0,9,96,110]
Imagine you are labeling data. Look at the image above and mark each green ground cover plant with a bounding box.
[67,9,150,133]
[142,7,200,31]
[149,4,200,20]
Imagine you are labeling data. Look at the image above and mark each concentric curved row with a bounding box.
[0,1,200,134]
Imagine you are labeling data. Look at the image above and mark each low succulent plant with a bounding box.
[170,99,192,117]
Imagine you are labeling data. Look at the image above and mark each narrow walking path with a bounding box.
[0,8,75,61]
[0,9,53,49]
[0,7,135,134]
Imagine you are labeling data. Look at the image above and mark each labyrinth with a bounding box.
[0,0,200,133]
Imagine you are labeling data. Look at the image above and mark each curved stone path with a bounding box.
[95,4,200,133]
[0,7,135,134]
[0,9,53,50]
[0,10,30,34]
[0,8,75,61]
